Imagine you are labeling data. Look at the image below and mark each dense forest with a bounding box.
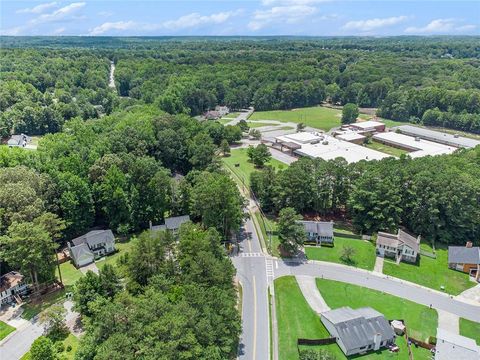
[251,149,480,246]
[1,36,480,137]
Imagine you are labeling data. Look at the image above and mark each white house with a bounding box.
[68,230,116,267]
[0,271,29,306]
[376,229,420,263]
[297,220,334,245]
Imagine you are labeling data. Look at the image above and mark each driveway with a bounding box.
[373,256,384,273]
[79,262,99,274]
[437,309,459,334]
[296,275,330,314]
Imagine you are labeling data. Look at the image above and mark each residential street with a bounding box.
[0,317,44,360]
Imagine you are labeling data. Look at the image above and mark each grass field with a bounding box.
[305,237,377,271]
[222,147,286,185]
[383,243,476,295]
[0,320,15,340]
[365,141,409,157]
[460,318,480,344]
[317,279,437,359]
[249,106,343,131]
[247,121,278,128]
[218,118,233,125]
[275,276,343,360]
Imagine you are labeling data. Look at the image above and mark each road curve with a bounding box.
[275,259,480,323]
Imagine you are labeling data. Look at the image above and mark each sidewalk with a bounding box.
[296,275,330,314]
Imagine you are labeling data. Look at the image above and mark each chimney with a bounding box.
[373,333,382,351]
[466,241,473,248]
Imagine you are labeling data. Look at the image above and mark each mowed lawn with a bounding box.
[305,236,377,271]
[0,320,15,340]
[383,243,475,295]
[254,211,280,257]
[21,333,79,360]
[317,279,437,360]
[222,147,287,185]
[460,318,480,344]
[246,121,278,128]
[249,106,343,131]
[365,141,409,157]
[275,276,344,360]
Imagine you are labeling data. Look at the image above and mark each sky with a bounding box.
[0,1,478,37]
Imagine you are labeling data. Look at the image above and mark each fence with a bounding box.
[419,250,437,259]
[408,337,435,351]
[297,337,336,346]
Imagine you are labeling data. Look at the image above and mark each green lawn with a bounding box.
[0,320,15,340]
[383,243,476,295]
[21,333,79,360]
[275,276,343,360]
[218,118,233,125]
[365,141,409,157]
[56,261,83,287]
[460,318,480,344]
[317,279,437,359]
[222,147,286,185]
[247,121,278,128]
[254,211,280,257]
[22,288,68,320]
[249,106,343,131]
[305,236,377,271]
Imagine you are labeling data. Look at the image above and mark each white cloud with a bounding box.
[89,10,241,35]
[405,18,477,34]
[52,27,66,35]
[163,10,240,30]
[89,21,137,35]
[16,2,58,14]
[32,2,86,25]
[249,5,317,30]
[342,16,408,32]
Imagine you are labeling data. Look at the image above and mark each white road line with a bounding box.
[265,259,274,282]
[240,252,264,257]
[253,276,257,359]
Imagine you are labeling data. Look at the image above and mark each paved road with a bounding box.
[275,260,480,323]
[231,213,270,360]
[0,317,44,360]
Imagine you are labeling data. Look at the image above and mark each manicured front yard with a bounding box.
[0,320,15,340]
[56,261,83,286]
[275,276,343,360]
[21,333,79,360]
[305,236,377,271]
[365,141,408,157]
[383,243,476,295]
[460,318,480,344]
[317,279,437,359]
[249,106,344,131]
[222,147,286,185]
[246,121,278,128]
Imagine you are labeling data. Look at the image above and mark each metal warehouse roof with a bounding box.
[396,125,480,149]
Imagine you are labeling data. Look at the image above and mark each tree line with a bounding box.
[251,150,480,246]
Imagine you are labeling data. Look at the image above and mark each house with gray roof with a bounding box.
[297,220,334,245]
[68,230,115,267]
[448,243,480,280]
[7,134,28,147]
[435,328,480,360]
[376,229,420,263]
[150,215,190,236]
[321,306,395,356]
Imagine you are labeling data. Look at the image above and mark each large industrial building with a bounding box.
[274,132,390,163]
[396,125,480,149]
[372,131,457,158]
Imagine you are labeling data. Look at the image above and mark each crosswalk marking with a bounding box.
[240,252,264,257]
[265,259,274,282]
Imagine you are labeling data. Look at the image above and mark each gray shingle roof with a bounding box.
[322,307,395,352]
[376,229,419,253]
[397,230,420,253]
[69,243,94,263]
[297,221,333,237]
[164,215,190,230]
[72,230,115,247]
[448,247,480,265]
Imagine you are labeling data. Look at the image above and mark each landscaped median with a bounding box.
[0,320,15,341]
[274,276,437,360]
[460,318,480,344]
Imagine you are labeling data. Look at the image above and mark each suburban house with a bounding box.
[376,229,420,263]
[150,215,191,236]
[0,271,29,306]
[435,328,480,360]
[7,134,29,147]
[448,243,480,280]
[297,220,334,245]
[321,306,395,356]
[68,230,116,268]
[215,105,230,117]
